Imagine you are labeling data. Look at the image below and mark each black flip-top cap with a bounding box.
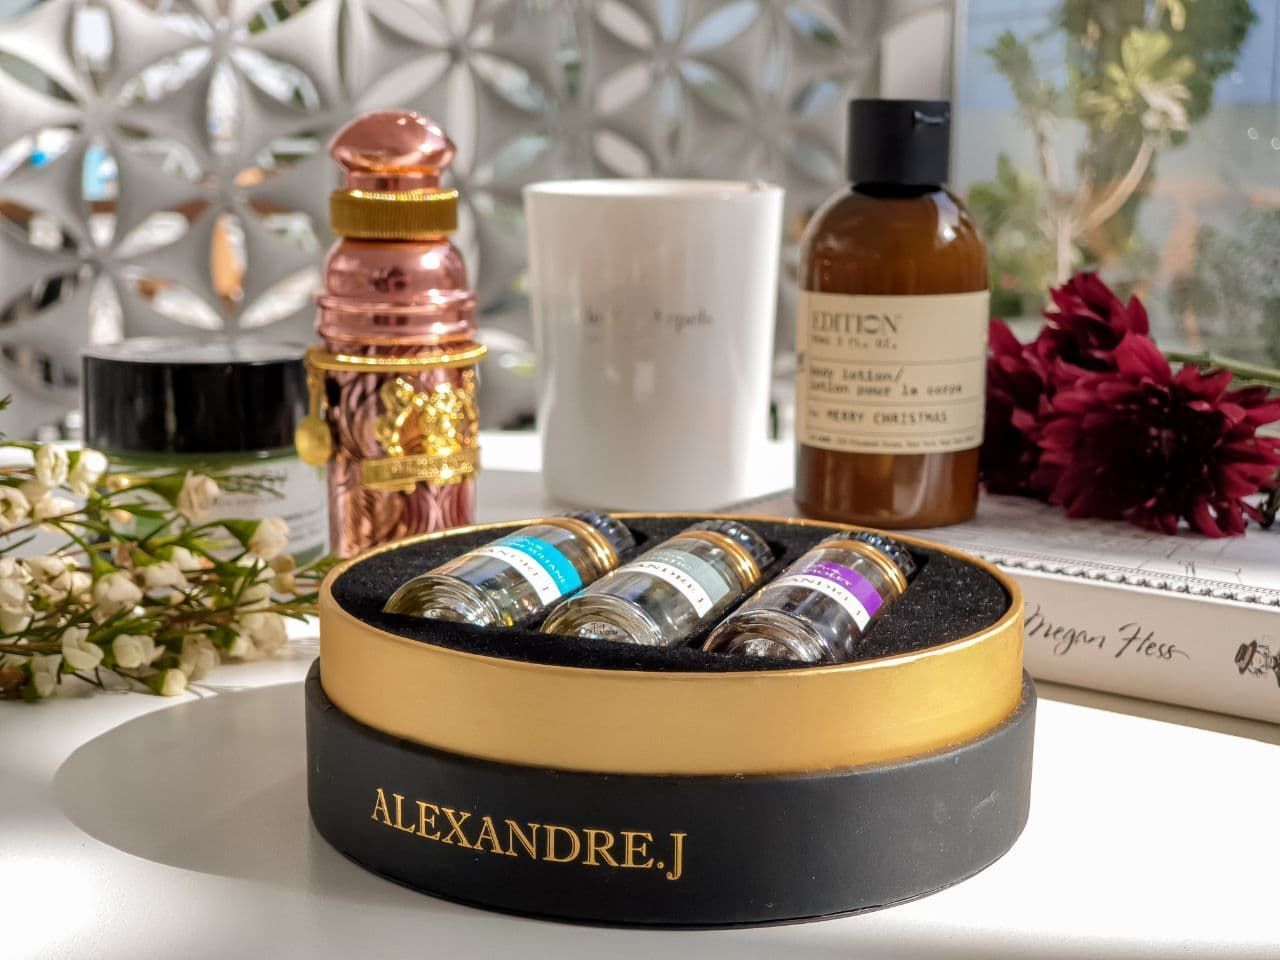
[82,338,308,455]
[848,98,951,186]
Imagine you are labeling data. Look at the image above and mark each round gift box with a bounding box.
[307,513,1034,927]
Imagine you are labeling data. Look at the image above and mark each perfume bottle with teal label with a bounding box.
[383,514,634,627]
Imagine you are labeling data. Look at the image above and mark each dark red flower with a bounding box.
[1036,271,1149,373]
[981,319,1049,495]
[1030,334,1280,537]
[981,273,1152,497]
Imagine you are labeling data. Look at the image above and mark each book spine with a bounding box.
[1012,569,1280,723]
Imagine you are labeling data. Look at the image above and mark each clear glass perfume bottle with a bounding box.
[383,513,634,627]
[541,519,774,647]
[703,531,917,663]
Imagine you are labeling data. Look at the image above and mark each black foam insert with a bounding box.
[331,517,1009,673]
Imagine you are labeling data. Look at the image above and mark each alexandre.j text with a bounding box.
[370,787,687,881]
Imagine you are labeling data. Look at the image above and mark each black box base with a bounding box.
[306,663,1035,927]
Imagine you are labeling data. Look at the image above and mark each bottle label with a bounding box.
[472,536,583,604]
[115,454,328,563]
[796,290,990,454]
[773,560,887,630]
[629,548,732,617]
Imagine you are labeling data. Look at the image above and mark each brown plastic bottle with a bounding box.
[795,100,989,528]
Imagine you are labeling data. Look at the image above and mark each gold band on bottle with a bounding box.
[678,529,762,590]
[538,516,622,576]
[820,538,910,595]
[318,513,1025,777]
[304,344,487,374]
[330,188,458,239]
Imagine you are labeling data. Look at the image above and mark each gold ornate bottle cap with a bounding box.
[329,188,458,240]
[327,111,460,240]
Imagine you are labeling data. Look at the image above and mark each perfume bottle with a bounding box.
[541,520,774,647]
[795,99,990,528]
[383,514,635,627]
[296,110,484,558]
[704,531,917,663]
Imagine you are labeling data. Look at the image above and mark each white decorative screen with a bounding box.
[0,0,953,432]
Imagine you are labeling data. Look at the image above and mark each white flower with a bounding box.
[247,517,289,561]
[0,608,31,633]
[34,444,69,488]
[239,611,287,657]
[178,635,219,680]
[177,473,220,521]
[239,568,274,611]
[30,653,61,698]
[24,554,68,580]
[68,570,92,601]
[24,555,77,601]
[155,668,188,696]
[0,562,32,634]
[269,553,297,593]
[141,561,188,593]
[19,479,48,502]
[61,627,104,672]
[0,487,30,531]
[168,546,202,572]
[32,495,76,524]
[66,449,107,496]
[227,631,257,660]
[91,571,143,622]
[112,634,158,671]
[0,557,30,584]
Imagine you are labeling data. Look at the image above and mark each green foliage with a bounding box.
[1077,30,1194,133]
[969,0,1256,316]
[968,155,1058,316]
[1167,210,1280,366]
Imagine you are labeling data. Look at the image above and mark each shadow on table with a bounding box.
[52,683,417,908]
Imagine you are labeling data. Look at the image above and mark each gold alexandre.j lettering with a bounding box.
[367,786,688,880]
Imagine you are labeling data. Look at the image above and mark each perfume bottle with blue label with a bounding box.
[383,514,634,627]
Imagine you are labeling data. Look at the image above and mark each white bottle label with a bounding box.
[207,457,329,561]
[629,548,732,617]
[796,290,990,454]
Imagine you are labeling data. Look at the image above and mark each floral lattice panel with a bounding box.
[0,0,953,430]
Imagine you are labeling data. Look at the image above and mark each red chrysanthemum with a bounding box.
[981,319,1049,495]
[1036,270,1149,373]
[981,273,1148,496]
[1030,335,1280,537]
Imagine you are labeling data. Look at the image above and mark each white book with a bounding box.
[732,492,1280,724]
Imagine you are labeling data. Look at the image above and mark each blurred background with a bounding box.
[0,0,1275,439]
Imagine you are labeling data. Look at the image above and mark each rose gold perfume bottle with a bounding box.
[296,111,483,557]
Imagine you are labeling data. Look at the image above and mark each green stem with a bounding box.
[1262,486,1279,529]
[1163,350,1280,389]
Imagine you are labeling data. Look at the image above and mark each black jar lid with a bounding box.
[82,338,309,455]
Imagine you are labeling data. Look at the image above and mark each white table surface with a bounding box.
[3,434,1279,960]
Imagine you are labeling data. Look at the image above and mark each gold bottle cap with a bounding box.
[329,188,458,240]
